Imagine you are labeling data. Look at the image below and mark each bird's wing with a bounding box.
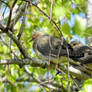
[36,35,73,58]
[71,46,92,64]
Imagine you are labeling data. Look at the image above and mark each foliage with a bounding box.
[0,0,92,92]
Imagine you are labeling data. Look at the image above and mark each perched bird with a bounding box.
[31,33,92,71]
[70,41,85,58]
[70,41,83,48]
[70,41,91,59]
[70,41,92,70]
[69,41,92,75]
[31,32,74,64]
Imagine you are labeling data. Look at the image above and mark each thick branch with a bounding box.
[0,57,91,80]
[7,31,30,58]
[0,22,30,58]
[0,58,50,67]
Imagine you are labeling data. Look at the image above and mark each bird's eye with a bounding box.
[73,43,76,46]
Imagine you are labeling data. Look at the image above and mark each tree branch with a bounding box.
[24,66,67,91]
[0,0,10,7]
[0,2,92,81]
[0,57,91,80]
[0,21,30,58]
[6,0,18,31]
[17,2,28,40]
[10,3,27,29]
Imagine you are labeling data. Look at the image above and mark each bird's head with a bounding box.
[31,32,45,41]
[70,41,83,48]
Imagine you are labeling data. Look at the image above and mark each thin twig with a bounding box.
[24,66,62,91]
[66,47,70,92]
[33,4,63,37]
[1,7,7,20]
[0,0,10,7]
[10,3,26,29]
[70,75,80,90]
[0,35,18,57]
[23,0,63,37]
[17,2,28,40]
[6,0,18,31]
[0,76,17,88]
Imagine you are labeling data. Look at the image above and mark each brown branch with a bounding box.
[16,77,62,88]
[0,22,30,58]
[7,30,30,58]
[16,77,68,91]
[0,58,50,67]
[17,3,28,40]
[0,57,91,80]
[33,4,63,37]
[24,66,64,91]
[0,0,10,7]
[16,76,62,88]
[10,3,27,29]
[6,0,18,31]
[0,3,26,26]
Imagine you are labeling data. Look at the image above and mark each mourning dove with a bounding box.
[70,41,83,48]
[70,41,92,70]
[31,33,92,68]
[70,41,84,59]
[31,32,75,64]
[70,41,92,59]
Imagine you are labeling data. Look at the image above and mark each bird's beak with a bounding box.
[30,38,33,42]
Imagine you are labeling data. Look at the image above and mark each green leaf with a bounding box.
[79,79,92,92]
[72,15,87,37]
[61,23,71,35]
[53,6,66,17]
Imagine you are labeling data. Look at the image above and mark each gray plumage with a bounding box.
[32,32,92,68]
